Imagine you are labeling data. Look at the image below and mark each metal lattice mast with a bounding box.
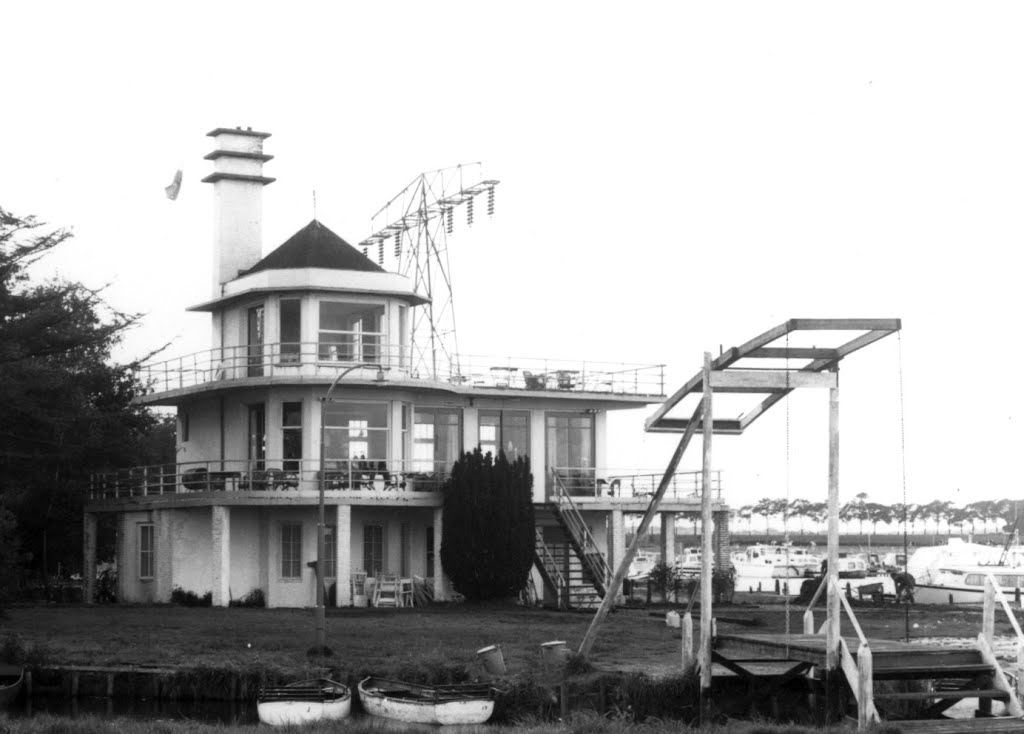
[359,164,498,380]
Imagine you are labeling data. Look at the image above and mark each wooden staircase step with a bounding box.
[874,688,1009,702]
[873,663,994,680]
[873,650,985,669]
[889,718,1024,733]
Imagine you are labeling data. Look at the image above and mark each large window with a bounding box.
[282,402,302,472]
[280,299,301,362]
[247,305,264,377]
[281,522,302,579]
[364,524,384,575]
[318,301,385,363]
[546,413,594,487]
[324,402,389,468]
[248,404,266,470]
[139,523,155,580]
[479,410,529,460]
[413,408,461,473]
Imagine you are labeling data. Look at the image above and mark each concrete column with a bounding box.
[211,506,231,607]
[155,511,174,602]
[610,510,626,603]
[661,513,676,566]
[433,507,450,601]
[336,505,352,606]
[117,514,129,602]
[713,510,732,571]
[83,513,98,604]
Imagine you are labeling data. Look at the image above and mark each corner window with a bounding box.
[281,522,302,579]
[323,524,337,579]
[323,402,389,468]
[139,523,155,580]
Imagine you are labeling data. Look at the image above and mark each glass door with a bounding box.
[248,404,266,471]
[247,305,264,377]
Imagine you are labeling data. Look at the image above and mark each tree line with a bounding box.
[735,494,1024,536]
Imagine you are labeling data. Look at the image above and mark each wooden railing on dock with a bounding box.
[981,572,1024,716]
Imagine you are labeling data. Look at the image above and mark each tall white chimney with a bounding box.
[202,127,275,294]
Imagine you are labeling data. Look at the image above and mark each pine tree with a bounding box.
[439,448,535,600]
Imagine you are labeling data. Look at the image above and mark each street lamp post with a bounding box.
[314,362,385,655]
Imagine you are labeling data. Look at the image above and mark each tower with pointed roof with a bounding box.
[83,128,727,613]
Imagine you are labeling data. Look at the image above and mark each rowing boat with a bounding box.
[358,676,494,725]
[0,663,24,707]
[256,678,351,726]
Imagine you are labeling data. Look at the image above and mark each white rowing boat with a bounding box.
[256,678,351,726]
[358,676,494,725]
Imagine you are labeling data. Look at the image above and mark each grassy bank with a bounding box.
[0,712,887,734]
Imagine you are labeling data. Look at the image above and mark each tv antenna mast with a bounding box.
[359,164,499,380]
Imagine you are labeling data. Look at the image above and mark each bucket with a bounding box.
[477,644,506,675]
[665,610,681,628]
[540,640,569,668]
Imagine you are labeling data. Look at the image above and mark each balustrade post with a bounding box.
[856,643,873,729]
[983,577,996,646]
[681,612,694,674]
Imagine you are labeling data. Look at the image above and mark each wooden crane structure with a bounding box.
[578,318,902,721]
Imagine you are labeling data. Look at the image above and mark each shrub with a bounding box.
[170,587,212,607]
[712,568,736,604]
[440,448,535,600]
[229,588,265,608]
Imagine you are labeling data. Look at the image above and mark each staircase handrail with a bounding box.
[982,571,1024,710]
[535,527,566,590]
[802,573,828,634]
[830,576,878,728]
[550,470,612,587]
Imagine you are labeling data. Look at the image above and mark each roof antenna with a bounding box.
[312,190,317,221]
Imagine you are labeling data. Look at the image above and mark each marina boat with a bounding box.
[907,538,1014,582]
[915,566,1024,605]
[731,543,820,579]
[628,550,658,580]
[0,663,23,707]
[676,547,702,577]
[358,676,494,725]
[256,678,351,726]
[833,553,868,579]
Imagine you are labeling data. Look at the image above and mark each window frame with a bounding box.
[139,523,155,580]
[363,524,384,576]
[281,521,303,580]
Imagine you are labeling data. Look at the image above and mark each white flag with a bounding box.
[165,169,183,201]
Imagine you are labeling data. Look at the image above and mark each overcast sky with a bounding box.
[3,2,1021,511]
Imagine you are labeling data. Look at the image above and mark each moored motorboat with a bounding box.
[358,676,494,725]
[0,663,24,707]
[731,543,820,579]
[915,566,1024,605]
[257,678,351,726]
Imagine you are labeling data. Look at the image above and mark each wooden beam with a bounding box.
[836,328,900,359]
[578,400,704,658]
[746,347,840,360]
[709,370,837,390]
[700,352,714,701]
[645,417,743,435]
[790,318,901,331]
[826,375,840,673]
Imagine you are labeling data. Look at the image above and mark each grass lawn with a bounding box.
[1,596,1000,679]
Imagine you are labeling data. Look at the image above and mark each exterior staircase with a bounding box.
[533,527,602,610]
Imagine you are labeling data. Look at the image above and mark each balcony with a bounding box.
[550,467,723,502]
[136,342,665,398]
[88,459,449,502]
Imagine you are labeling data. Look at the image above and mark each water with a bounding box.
[7,695,257,725]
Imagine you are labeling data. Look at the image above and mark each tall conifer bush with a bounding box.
[440,448,535,600]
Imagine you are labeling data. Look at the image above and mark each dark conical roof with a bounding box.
[242,220,385,276]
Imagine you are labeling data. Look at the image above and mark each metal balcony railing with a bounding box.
[136,341,665,397]
[89,458,451,500]
[551,467,723,500]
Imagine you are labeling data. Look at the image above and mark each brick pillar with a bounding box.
[433,507,450,601]
[713,510,731,571]
[336,505,352,606]
[661,513,676,566]
[211,506,231,606]
[83,513,97,604]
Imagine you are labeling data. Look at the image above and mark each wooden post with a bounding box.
[826,373,840,673]
[856,643,873,729]
[700,352,714,718]
[983,577,995,646]
[681,612,694,673]
[1016,641,1024,702]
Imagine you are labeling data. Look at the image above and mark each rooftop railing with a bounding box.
[136,342,665,397]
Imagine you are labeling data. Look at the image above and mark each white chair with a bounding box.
[374,573,399,607]
[398,578,414,607]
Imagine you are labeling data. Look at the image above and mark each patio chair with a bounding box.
[398,577,415,607]
[373,573,399,607]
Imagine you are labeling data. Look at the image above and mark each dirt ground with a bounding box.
[3,593,1015,680]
